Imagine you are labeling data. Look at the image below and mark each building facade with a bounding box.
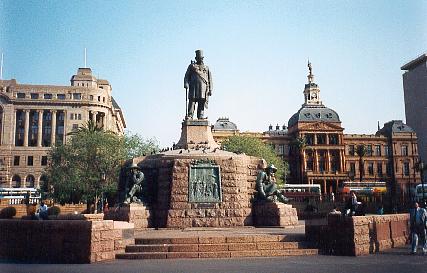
[401,53,427,163]
[0,68,126,190]
[213,64,421,205]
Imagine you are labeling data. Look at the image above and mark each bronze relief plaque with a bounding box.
[188,160,221,203]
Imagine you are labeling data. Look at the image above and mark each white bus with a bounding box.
[280,184,321,201]
[414,184,427,202]
[0,187,40,205]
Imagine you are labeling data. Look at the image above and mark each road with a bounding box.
[1,247,426,273]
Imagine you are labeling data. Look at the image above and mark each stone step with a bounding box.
[116,248,318,259]
[125,241,304,253]
[134,234,305,245]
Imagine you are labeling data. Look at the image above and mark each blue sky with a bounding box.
[1,1,426,147]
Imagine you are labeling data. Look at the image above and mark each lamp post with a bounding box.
[420,161,425,205]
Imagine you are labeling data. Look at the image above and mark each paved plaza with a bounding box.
[1,246,426,273]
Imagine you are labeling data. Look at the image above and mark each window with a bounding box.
[98,96,101,102]
[368,162,374,176]
[305,134,314,145]
[401,145,408,156]
[317,134,326,145]
[41,156,48,166]
[73,93,82,100]
[348,145,355,156]
[70,113,74,120]
[278,144,285,155]
[366,145,373,156]
[349,163,356,178]
[14,156,20,166]
[15,110,25,146]
[377,163,383,177]
[30,93,39,99]
[57,94,66,100]
[17,93,26,99]
[329,134,339,145]
[375,145,381,156]
[403,162,410,176]
[26,175,35,188]
[78,114,82,120]
[72,124,79,131]
[90,95,94,100]
[384,145,390,156]
[44,94,52,99]
[27,156,33,166]
[103,97,105,102]
[318,151,326,172]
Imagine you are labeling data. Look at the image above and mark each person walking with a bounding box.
[410,201,427,254]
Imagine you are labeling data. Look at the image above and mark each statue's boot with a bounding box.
[276,193,290,204]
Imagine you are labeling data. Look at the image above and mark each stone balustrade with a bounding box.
[305,213,409,256]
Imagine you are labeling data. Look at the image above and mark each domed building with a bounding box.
[286,62,347,194]
[212,62,421,208]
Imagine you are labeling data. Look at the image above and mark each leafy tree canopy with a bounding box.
[124,131,160,158]
[44,122,159,204]
[221,135,289,184]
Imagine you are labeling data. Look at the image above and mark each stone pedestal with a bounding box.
[176,119,219,149]
[137,150,260,228]
[104,203,151,231]
[253,201,298,227]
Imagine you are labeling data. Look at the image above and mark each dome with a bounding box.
[212,117,238,131]
[288,106,341,128]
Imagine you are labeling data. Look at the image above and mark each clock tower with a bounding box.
[303,61,322,107]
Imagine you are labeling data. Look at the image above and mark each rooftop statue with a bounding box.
[184,50,213,119]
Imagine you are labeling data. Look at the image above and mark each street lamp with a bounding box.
[420,161,425,205]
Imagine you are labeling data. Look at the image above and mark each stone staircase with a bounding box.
[116,233,318,259]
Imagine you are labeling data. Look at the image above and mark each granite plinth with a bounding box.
[253,201,299,227]
[176,119,219,150]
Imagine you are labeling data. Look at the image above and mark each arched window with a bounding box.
[11,175,21,188]
[25,175,35,188]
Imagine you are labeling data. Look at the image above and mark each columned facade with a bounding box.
[0,67,126,189]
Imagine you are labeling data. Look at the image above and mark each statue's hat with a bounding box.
[195,49,204,58]
[266,164,277,173]
[128,163,140,169]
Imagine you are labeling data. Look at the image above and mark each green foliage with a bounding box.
[124,131,160,158]
[47,206,61,216]
[45,121,128,204]
[356,144,366,182]
[0,207,17,219]
[221,135,289,184]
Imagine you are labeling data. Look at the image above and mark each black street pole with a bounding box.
[421,161,425,206]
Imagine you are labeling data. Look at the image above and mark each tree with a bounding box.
[291,136,309,184]
[45,121,127,207]
[221,135,289,184]
[356,144,366,182]
[45,123,161,208]
[124,131,160,158]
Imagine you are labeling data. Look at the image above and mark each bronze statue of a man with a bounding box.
[184,50,213,119]
[256,163,289,203]
[124,163,145,204]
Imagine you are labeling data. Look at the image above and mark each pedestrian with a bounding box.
[346,191,361,216]
[38,201,48,220]
[377,205,384,215]
[330,192,335,203]
[409,201,427,254]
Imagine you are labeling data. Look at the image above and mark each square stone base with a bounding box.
[104,203,151,231]
[253,201,298,227]
[176,119,219,149]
